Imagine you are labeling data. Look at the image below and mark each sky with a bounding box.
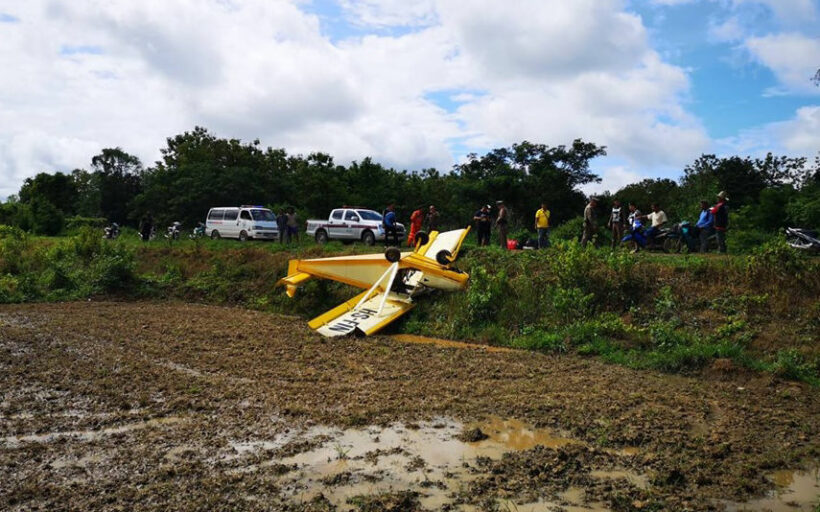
[0,0,818,199]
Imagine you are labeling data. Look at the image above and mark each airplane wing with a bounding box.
[310,289,415,337]
[307,262,414,337]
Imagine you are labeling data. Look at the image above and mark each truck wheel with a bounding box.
[362,230,375,246]
[436,249,453,265]
[210,230,220,240]
[239,231,248,242]
[315,229,328,244]
[385,247,401,262]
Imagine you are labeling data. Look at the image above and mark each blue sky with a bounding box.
[0,0,817,197]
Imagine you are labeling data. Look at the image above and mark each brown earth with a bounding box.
[0,301,818,511]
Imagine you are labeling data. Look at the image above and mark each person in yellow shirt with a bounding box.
[534,202,551,249]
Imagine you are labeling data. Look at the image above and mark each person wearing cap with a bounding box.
[581,197,598,248]
[426,205,440,233]
[495,200,509,249]
[534,202,551,249]
[473,204,492,246]
[711,191,729,253]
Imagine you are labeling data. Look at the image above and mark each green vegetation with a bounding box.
[1,126,818,251]
[2,229,818,386]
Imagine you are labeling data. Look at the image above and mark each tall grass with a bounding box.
[1,228,818,384]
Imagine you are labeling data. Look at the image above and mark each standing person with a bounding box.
[407,206,424,247]
[426,205,440,233]
[711,191,729,253]
[139,211,153,242]
[695,200,714,253]
[607,199,626,249]
[495,200,509,249]
[534,202,551,249]
[276,209,288,243]
[383,203,399,246]
[581,198,598,247]
[286,207,299,243]
[473,204,491,246]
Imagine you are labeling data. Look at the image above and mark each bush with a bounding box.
[29,198,64,236]
[551,216,584,241]
[66,216,107,232]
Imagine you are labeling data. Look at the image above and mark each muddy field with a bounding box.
[1,302,818,511]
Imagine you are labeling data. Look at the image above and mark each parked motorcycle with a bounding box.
[189,222,206,239]
[786,227,820,252]
[165,221,182,240]
[103,222,120,240]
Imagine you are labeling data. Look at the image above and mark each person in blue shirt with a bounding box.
[695,200,714,252]
[383,203,399,246]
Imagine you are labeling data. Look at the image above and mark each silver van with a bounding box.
[206,206,279,241]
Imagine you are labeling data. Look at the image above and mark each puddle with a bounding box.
[2,416,184,447]
[723,467,820,512]
[233,416,640,511]
[391,334,514,352]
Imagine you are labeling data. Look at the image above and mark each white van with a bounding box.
[206,206,279,241]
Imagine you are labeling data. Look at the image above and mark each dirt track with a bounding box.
[1,302,818,511]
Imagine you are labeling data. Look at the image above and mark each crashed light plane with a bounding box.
[276,228,471,337]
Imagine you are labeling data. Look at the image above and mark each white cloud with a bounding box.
[733,0,818,25]
[582,165,650,195]
[716,105,820,157]
[0,0,714,199]
[745,33,820,94]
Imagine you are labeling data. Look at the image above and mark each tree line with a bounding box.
[1,126,818,236]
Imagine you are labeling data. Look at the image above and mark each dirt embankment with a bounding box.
[1,302,818,511]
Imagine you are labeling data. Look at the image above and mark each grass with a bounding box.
[2,226,819,386]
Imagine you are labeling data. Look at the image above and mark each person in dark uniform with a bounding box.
[139,212,153,242]
[473,204,491,246]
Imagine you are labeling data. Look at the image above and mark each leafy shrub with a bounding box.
[466,267,506,324]
[771,349,818,382]
[551,216,583,241]
[65,216,107,232]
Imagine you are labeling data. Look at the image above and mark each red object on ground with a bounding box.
[506,240,518,250]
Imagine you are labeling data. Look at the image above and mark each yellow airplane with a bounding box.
[277,228,471,337]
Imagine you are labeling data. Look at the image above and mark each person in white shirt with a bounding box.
[642,203,668,243]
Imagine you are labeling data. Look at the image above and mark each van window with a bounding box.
[251,209,275,221]
[240,210,252,220]
[345,211,360,222]
[224,209,239,221]
[208,209,224,220]
[331,210,343,220]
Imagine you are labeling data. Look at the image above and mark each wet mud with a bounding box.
[1,302,818,511]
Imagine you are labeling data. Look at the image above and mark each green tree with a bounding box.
[90,148,144,225]
[18,172,78,215]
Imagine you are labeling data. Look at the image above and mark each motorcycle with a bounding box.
[189,222,206,239]
[103,222,120,240]
[786,227,820,252]
[165,221,182,240]
[662,222,697,253]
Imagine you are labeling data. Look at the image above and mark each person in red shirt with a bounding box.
[407,206,424,247]
[711,191,729,254]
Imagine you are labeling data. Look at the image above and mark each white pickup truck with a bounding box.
[306,208,406,245]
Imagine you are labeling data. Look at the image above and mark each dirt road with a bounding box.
[1,302,818,511]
